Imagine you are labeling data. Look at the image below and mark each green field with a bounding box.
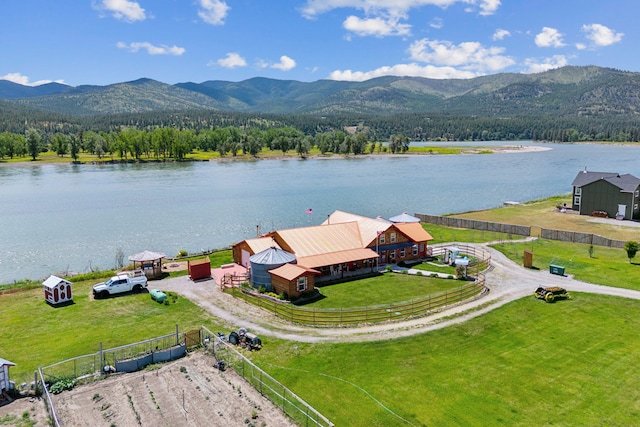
[0,279,223,384]
[492,238,640,290]
[311,274,463,308]
[254,294,640,426]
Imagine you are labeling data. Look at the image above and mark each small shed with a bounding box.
[43,275,73,305]
[188,257,211,281]
[0,358,15,393]
[128,250,166,279]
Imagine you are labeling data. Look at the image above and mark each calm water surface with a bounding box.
[1,142,639,283]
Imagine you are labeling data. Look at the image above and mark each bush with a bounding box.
[50,378,76,394]
[279,292,288,301]
[177,249,189,258]
[258,286,266,294]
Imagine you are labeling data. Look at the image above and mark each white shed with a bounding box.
[0,357,15,392]
[43,275,73,305]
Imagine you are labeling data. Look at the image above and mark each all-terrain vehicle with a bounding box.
[535,286,570,303]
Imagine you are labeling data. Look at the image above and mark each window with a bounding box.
[635,204,639,210]
[636,190,639,198]
[390,233,396,242]
[297,276,307,292]
[412,245,418,256]
[574,196,581,205]
[390,250,396,260]
[379,234,385,244]
[400,248,405,258]
[575,187,581,195]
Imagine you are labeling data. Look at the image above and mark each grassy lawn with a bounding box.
[311,273,466,309]
[0,279,224,385]
[424,223,520,244]
[491,239,640,290]
[253,294,640,426]
[450,195,639,242]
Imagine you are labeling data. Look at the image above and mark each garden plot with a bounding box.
[53,351,295,427]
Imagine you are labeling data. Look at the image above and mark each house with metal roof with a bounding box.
[571,169,640,220]
[232,210,433,288]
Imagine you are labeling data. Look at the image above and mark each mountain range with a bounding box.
[1,66,639,117]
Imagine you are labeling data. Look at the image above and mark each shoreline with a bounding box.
[0,144,551,167]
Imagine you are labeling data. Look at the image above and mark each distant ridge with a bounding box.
[2,66,639,117]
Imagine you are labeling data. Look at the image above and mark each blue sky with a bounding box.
[1,0,636,87]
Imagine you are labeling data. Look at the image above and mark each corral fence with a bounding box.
[230,243,491,327]
[201,326,334,427]
[416,214,626,248]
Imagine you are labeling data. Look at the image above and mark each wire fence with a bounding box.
[36,367,61,427]
[202,326,334,427]
[40,327,184,383]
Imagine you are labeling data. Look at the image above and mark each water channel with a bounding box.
[1,141,639,284]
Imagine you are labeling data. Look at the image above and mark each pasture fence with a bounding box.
[230,243,491,327]
[201,325,334,427]
[416,214,627,248]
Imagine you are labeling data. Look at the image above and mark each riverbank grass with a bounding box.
[254,294,640,426]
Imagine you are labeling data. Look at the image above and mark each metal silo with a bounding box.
[249,247,296,291]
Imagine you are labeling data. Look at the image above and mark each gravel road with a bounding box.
[152,243,640,343]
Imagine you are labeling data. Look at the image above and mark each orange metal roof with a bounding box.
[394,222,434,242]
[244,237,281,254]
[273,222,363,257]
[297,248,379,269]
[323,210,393,246]
[268,263,320,281]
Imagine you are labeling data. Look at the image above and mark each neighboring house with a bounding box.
[232,210,434,289]
[571,169,640,220]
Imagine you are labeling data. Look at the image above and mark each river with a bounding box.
[1,141,639,284]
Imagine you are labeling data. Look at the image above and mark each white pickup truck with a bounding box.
[92,270,148,298]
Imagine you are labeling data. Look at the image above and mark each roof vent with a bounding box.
[583,166,587,173]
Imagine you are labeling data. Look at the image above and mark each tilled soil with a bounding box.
[52,351,295,427]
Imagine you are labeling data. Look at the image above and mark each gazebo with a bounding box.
[128,250,166,279]
[389,212,420,223]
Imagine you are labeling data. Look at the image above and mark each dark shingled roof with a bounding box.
[572,170,640,193]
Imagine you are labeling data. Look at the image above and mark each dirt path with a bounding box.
[152,242,640,343]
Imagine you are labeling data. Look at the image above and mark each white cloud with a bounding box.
[522,55,568,74]
[271,55,297,71]
[409,38,515,72]
[0,72,64,86]
[198,0,230,25]
[117,42,185,55]
[492,28,510,41]
[301,0,501,19]
[93,0,146,22]
[216,52,247,68]
[429,17,443,29]
[582,23,623,47]
[575,43,586,51]
[343,15,411,37]
[535,27,565,48]
[329,63,477,81]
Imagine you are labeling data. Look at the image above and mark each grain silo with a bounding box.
[249,247,296,291]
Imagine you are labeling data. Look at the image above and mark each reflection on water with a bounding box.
[1,142,639,283]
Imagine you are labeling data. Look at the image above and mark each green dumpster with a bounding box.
[549,264,565,275]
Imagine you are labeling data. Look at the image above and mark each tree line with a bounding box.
[0,125,407,161]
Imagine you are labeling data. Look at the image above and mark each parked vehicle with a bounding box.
[228,328,262,350]
[93,270,148,298]
[534,286,570,303]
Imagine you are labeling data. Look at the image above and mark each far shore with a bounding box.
[0,143,553,167]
